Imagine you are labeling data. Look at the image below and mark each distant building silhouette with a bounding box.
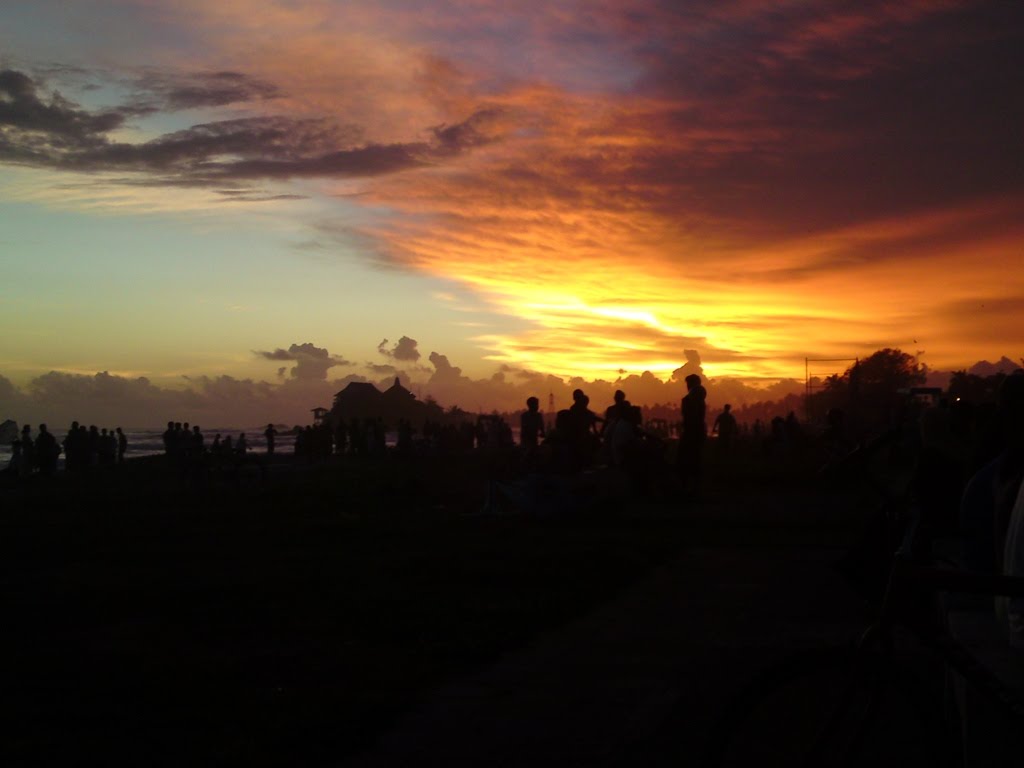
[330,377,431,427]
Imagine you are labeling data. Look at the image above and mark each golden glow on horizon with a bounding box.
[3,1,1022,392]
[393,191,1024,381]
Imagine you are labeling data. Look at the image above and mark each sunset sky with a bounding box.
[2,1,1023,422]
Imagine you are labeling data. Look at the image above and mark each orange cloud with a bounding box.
[6,0,1022,387]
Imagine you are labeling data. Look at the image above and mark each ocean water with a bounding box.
[0,427,298,468]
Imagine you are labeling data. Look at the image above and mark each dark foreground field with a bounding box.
[3,451,874,766]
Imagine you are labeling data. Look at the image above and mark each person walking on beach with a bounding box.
[264,423,277,455]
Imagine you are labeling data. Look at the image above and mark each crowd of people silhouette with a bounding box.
[6,372,1024,566]
[0,374,916,498]
[5,421,128,477]
[5,369,1024,756]
[162,421,253,462]
[11,372,1021,595]
[3,376,722,490]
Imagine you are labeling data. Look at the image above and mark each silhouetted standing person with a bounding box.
[115,427,127,464]
[712,404,737,451]
[236,433,248,456]
[87,425,100,467]
[994,373,1024,649]
[7,439,26,478]
[679,374,707,496]
[603,389,632,432]
[520,396,545,449]
[20,426,35,474]
[35,424,60,476]
[606,403,639,468]
[567,389,601,470]
[264,423,277,455]
[569,389,601,435]
[63,422,82,472]
[98,429,116,466]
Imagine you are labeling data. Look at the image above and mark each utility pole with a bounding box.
[805,358,810,422]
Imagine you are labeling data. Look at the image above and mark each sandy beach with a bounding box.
[2,446,889,766]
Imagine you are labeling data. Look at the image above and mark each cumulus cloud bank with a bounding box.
[4,334,1021,429]
[377,336,421,363]
[254,342,351,380]
[0,341,810,428]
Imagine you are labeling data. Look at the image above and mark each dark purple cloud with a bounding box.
[430,107,505,154]
[609,1,1024,233]
[377,336,421,362]
[254,343,352,380]
[132,69,279,110]
[0,69,126,152]
[0,68,501,185]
